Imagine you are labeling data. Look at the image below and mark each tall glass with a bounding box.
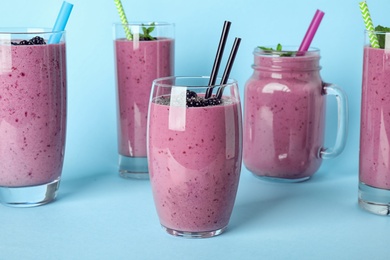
[113,22,174,179]
[359,31,390,215]
[0,28,67,207]
[243,46,348,182]
[148,76,242,238]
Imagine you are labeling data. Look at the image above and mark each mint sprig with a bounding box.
[258,44,296,57]
[375,25,390,49]
[140,22,156,41]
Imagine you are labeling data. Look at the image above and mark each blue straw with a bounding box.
[48,1,74,44]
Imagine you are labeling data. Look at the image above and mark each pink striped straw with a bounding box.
[298,9,325,52]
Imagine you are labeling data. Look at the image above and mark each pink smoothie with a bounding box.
[243,52,325,180]
[148,98,242,232]
[0,43,67,187]
[115,38,174,157]
[360,46,390,190]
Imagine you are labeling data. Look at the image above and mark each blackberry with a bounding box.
[29,36,46,45]
[186,90,197,99]
[12,36,46,45]
[184,90,223,108]
[186,95,223,107]
[186,90,202,107]
[186,97,198,107]
[206,97,222,106]
[187,96,207,107]
[18,40,33,45]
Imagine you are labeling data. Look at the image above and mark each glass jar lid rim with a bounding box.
[254,45,320,56]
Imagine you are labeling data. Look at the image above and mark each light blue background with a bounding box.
[1,0,390,259]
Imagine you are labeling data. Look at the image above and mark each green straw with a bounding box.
[359,1,379,48]
[114,0,133,40]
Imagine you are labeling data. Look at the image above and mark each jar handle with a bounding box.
[320,82,348,159]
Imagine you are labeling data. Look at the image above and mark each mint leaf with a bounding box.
[375,25,390,49]
[280,51,295,57]
[140,22,156,41]
[258,44,296,57]
[259,46,274,51]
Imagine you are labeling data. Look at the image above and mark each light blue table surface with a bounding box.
[1,0,390,259]
[1,159,388,260]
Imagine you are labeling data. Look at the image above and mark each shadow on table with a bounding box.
[227,193,292,233]
[55,167,118,202]
[226,175,320,233]
[226,167,357,234]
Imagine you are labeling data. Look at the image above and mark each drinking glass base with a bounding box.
[162,225,227,238]
[252,173,311,183]
[118,155,149,179]
[358,182,390,216]
[0,178,60,207]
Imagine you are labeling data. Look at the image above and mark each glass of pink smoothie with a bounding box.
[148,76,242,238]
[113,22,174,179]
[0,28,67,207]
[243,46,348,182]
[359,30,390,215]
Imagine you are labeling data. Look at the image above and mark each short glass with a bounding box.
[0,28,67,207]
[147,76,242,238]
[359,30,390,215]
[243,46,348,182]
[113,22,174,179]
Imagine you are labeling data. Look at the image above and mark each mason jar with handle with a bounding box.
[243,46,348,182]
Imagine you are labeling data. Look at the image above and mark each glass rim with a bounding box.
[254,45,320,56]
[0,27,65,34]
[152,76,238,88]
[113,22,174,27]
[364,29,390,35]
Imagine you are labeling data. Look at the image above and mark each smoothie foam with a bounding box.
[360,46,390,190]
[115,38,174,157]
[0,43,67,187]
[148,98,242,232]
